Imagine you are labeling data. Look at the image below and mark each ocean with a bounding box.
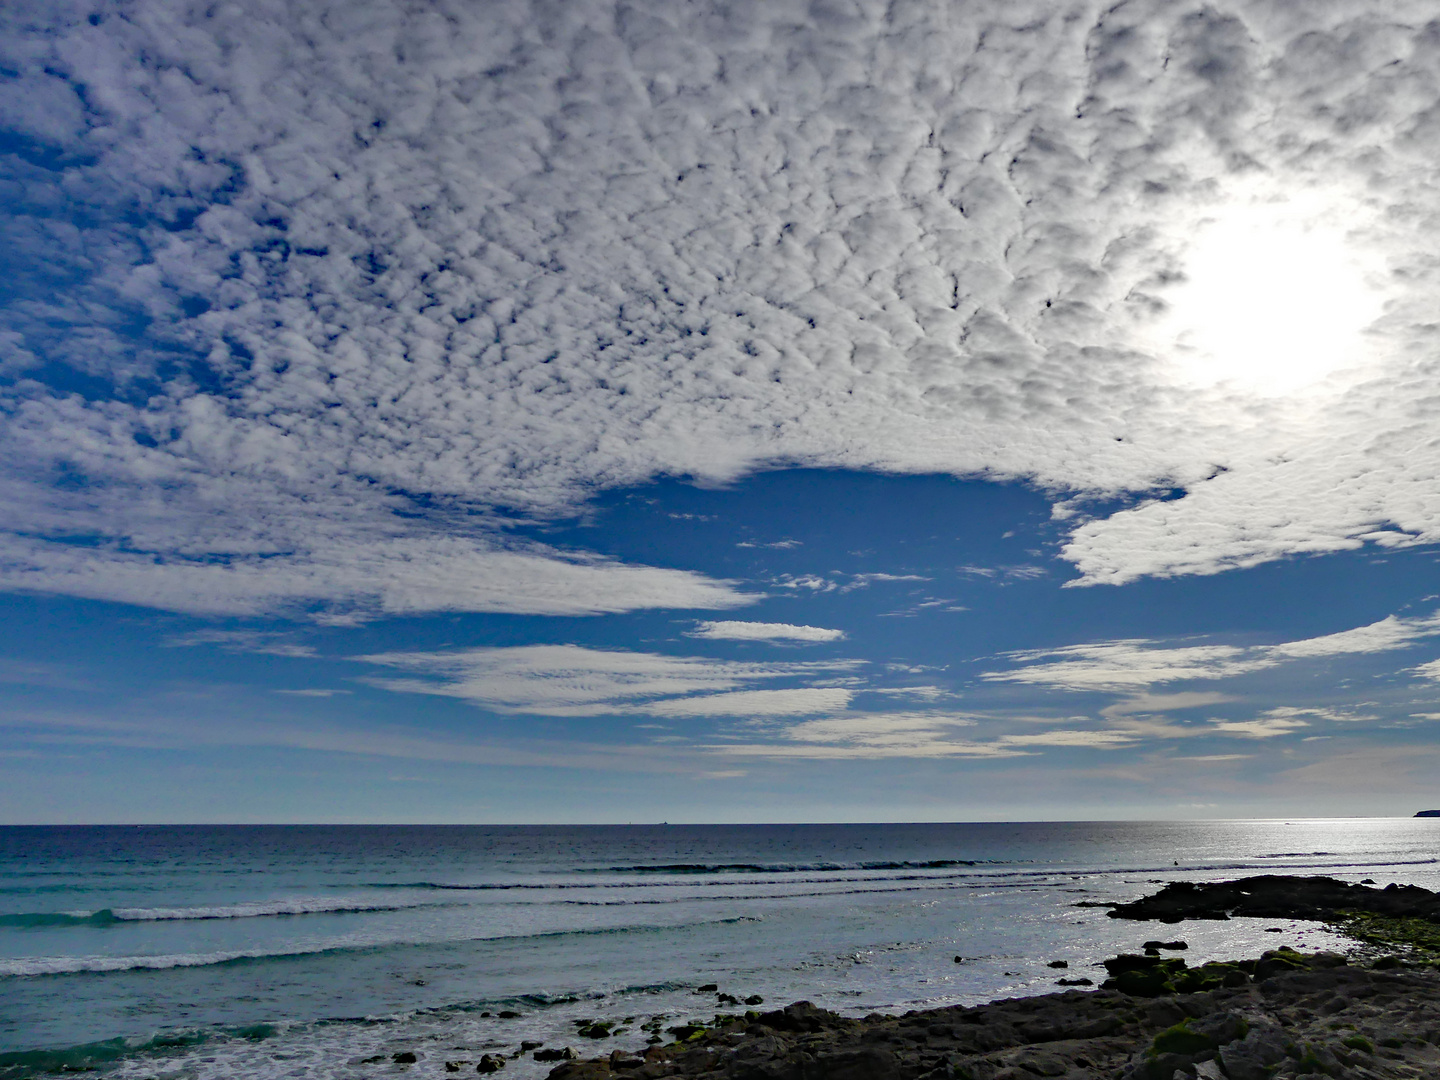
[2,820,1437,1080]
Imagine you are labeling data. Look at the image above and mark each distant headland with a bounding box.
[1415,810,1440,817]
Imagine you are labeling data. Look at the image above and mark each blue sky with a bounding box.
[5,0,1440,821]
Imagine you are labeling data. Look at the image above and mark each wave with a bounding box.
[0,915,762,979]
[379,856,1439,896]
[588,859,983,874]
[0,898,435,929]
[0,1024,276,1080]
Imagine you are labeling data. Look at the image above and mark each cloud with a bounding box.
[1206,715,1310,739]
[688,621,845,643]
[7,0,1440,615]
[357,644,858,717]
[638,688,854,717]
[0,528,753,620]
[985,612,1440,692]
[274,689,352,698]
[713,711,1025,760]
[166,630,317,657]
[710,711,1137,759]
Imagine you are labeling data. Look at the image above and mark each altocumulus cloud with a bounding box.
[9,0,1440,617]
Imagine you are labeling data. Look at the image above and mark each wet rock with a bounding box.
[1109,874,1440,924]
[521,1041,544,1052]
[744,996,764,1006]
[497,1011,522,1019]
[477,1054,507,1073]
[393,1052,418,1064]
[445,1063,471,1073]
[535,1047,578,1062]
[1046,960,1068,969]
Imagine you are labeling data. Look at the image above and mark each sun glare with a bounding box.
[1149,192,1387,395]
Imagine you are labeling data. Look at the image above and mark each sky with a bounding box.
[4,0,1440,822]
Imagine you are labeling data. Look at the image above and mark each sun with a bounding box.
[1147,189,1388,396]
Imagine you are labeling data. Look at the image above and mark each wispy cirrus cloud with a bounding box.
[356,644,860,717]
[983,612,1440,692]
[687,621,845,643]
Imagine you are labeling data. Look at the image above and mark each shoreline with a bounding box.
[541,953,1440,1080]
[531,876,1440,1080]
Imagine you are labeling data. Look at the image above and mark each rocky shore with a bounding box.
[526,877,1440,1080]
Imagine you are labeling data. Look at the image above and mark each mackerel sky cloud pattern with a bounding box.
[6,0,1440,615]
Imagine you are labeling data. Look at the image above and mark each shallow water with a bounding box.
[2,820,1435,1080]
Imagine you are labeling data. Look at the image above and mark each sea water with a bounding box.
[2,820,1437,1080]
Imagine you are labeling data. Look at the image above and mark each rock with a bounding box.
[521,1041,545,1052]
[534,1048,578,1062]
[755,1002,841,1033]
[1046,960,1068,968]
[744,995,764,1005]
[696,984,718,992]
[533,947,1440,1080]
[547,1063,613,1080]
[1108,874,1440,924]
[445,1063,471,1073]
[477,1054,507,1073]
[1055,977,1092,986]
[578,1024,612,1039]
[1142,940,1188,951]
[497,1011,522,1019]
[393,1052,418,1064]
[805,1047,899,1080]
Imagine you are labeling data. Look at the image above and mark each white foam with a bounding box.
[0,944,337,977]
[107,897,421,922]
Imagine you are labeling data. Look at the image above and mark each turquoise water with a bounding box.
[2,820,1436,1080]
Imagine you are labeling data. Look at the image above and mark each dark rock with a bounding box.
[744,995,764,1005]
[1141,940,1188,951]
[445,1063,470,1073]
[497,1010,522,1019]
[1045,960,1068,968]
[547,1063,612,1080]
[535,1048,578,1062]
[756,1002,841,1033]
[477,1054,507,1073]
[696,984,719,992]
[393,1052,418,1063]
[803,1047,898,1080]
[1055,977,1092,986]
[521,1041,545,1052]
[1108,874,1440,924]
